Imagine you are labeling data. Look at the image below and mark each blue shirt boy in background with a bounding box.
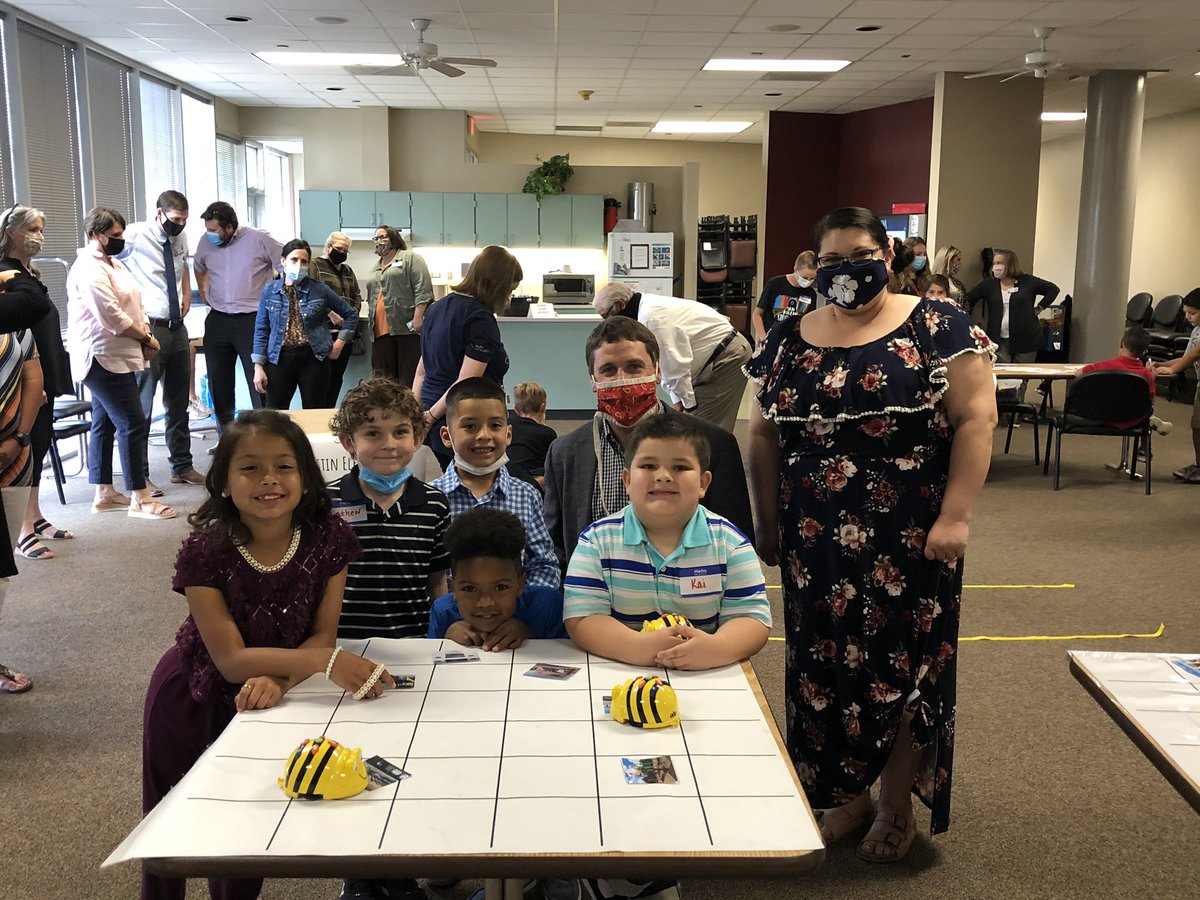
[429,506,566,650]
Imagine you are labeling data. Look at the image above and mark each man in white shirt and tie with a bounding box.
[117,190,205,489]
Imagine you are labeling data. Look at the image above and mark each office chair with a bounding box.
[1124,292,1153,328]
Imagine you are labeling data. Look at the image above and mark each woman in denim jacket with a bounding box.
[252,239,359,410]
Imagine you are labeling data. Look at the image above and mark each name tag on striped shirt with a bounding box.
[678,566,719,597]
[331,502,368,524]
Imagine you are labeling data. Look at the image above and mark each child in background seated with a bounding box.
[925,274,951,300]
[433,377,560,590]
[142,410,390,900]
[507,381,558,490]
[564,412,770,670]
[329,377,451,639]
[1152,292,1200,482]
[429,506,566,650]
[1081,326,1171,432]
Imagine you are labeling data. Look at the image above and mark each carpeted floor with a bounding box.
[2,399,1198,900]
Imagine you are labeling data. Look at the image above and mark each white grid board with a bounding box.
[1070,651,1200,796]
[107,639,820,866]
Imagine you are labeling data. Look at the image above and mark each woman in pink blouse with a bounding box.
[67,207,175,520]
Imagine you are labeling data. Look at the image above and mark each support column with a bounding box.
[1072,70,1146,362]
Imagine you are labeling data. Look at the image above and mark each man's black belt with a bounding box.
[149,317,184,329]
[699,330,739,373]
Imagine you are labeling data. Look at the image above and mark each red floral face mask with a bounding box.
[593,374,659,427]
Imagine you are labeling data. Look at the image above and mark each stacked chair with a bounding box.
[696,215,757,334]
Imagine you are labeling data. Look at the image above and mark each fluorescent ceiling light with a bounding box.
[703,58,849,73]
[652,121,752,134]
[1041,111,1086,122]
[256,51,405,67]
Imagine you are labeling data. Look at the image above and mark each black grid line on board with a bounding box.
[488,650,518,847]
[586,651,604,847]
[266,639,376,851]
[662,669,714,846]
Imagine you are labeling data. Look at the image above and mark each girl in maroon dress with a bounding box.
[141,410,393,900]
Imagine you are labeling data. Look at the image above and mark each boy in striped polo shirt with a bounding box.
[564,413,770,670]
[328,377,451,641]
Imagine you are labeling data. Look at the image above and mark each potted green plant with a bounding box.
[522,154,574,199]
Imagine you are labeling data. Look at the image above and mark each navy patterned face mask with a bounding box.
[816,259,889,309]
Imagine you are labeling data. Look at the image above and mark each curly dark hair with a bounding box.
[189,410,331,545]
[442,507,526,574]
[329,376,425,442]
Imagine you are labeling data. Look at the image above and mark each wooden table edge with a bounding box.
[1068,654,1200,815]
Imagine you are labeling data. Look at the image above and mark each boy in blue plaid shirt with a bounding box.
[432,378,560,590]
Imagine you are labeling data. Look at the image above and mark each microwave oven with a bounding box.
[542,273,595,305]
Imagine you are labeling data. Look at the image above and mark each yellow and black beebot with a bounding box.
[610,675,680,729]
[640,613,692,635]
[278,736,368,800]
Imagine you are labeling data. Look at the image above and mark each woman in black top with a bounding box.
[0,205,73,560]
[965,248,1059,362]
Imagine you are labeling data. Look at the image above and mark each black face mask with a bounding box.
[102,236,126,256]
[160,217,185,237]
[328,249,348,266]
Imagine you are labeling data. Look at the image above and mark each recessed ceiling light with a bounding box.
[765,24,802,33]
[652,120,752,134]
[326,86,344,92]
[704,58,849,73]
[277,44,289,48]
[1041,111,1086,121]
[855,25,881,33]
[257,51,406,66]
[225,15,251,23]
[313,16,348,25]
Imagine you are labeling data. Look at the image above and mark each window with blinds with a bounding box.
[216,134,246,221]
[17,23,83,330]
[0,18,14,211]
[139,75,180,222]
[86,51,136,219]
[181,92,216,248]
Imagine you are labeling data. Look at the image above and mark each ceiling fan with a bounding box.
[965,26,1074,82]
[354,18,497,78]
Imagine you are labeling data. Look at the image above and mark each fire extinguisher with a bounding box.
[603,198,621,236]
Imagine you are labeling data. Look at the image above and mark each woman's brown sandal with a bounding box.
[856,810,917,863]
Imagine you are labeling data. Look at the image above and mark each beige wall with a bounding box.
[237,107,391,190]
[1036,107,1200,306]
[214,98,240,136]
[928,72,1044,289]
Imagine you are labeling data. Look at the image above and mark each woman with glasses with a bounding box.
[67,207,174,521]
[746,207,997,863]
[0,205,74,560]
[930,245,969,309]
[965,248,1059,363]
[310,231,363,406]
[366,225,434,388]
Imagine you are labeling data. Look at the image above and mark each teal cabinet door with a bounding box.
[299,191,341,246]
[374,191,410,230]
[410,192,444,246]
[443,193,476,247]
[339,191,377,229]
[571,195,603,249]
[538,195,572,248]
[507,194,539,247]
[475,193,508,246]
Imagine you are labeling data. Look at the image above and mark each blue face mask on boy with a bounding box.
[358,465,412,494]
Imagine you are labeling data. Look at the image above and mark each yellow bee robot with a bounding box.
[610,675,680,729]
[279,736,368,800]
[640,613,691,635]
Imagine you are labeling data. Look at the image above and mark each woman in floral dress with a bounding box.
[746,207,997,863]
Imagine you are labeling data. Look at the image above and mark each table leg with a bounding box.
[484,878,528,900]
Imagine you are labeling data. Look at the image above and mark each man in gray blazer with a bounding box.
[543,317,754,572]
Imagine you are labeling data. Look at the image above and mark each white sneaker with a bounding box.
[188,399,213,420]
[1150,415,1173,435]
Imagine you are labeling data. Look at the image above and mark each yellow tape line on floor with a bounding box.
[766,623,1165,643]
[765,584,1076,590]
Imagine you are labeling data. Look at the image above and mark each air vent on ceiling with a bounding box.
[606,120,656,128]
[555,124,603,132]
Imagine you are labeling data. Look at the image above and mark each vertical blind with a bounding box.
[216,134,246,221]
[139,75,179,221]
[17,23,83,329]
[0,18,13,211]
[86,52,136,219]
